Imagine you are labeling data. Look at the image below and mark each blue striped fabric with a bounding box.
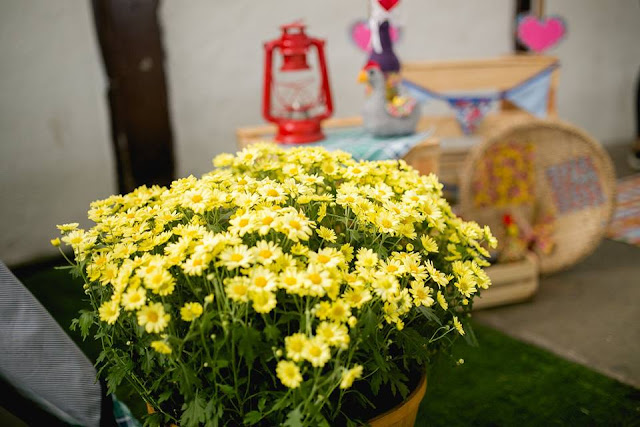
[0,261,102,426]
[302,127,433,161]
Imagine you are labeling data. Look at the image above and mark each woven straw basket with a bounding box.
[459,118,616,274]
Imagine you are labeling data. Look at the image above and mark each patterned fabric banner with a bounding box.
[504,69,553,118]
[401,63,558,132]
[448,98,494,135]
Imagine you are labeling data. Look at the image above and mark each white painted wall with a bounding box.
[1,0,639,265]
[0,1,114,265]
[161,0,514,177]
[546,0,640,144]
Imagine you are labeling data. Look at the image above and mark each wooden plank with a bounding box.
[402,55,558,93]
[402,138,440,176]
[473,278,539,310]
[92,0,175,193]
[473,252,539,310]
[485,252,538,286]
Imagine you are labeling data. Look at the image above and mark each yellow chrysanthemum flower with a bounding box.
[454,274,477,298]
[420,235,438,253]
[356,248,378,269]
[410,281,434,307]
[302,336,331,368]
[219,245,254,270]
[151,340,172,355]
[250,289,277,314]
[285,333,308,362]
[121,287,146,311]
[276,360,303,389]
[98,300,120,325]
[248,267,277,292]
[316,226,337,243]
[225,277,250,302]
[453,316,465,335]
[278,211,314,242]
[340,365,363,389]
[56,223,79,233]
[342,286,372,309]
[180,302,204,322]
[327,299,351,323]
[251,240,282,265]
[137,303,170,333]
[316,322,350,349]
[436,291,448,311]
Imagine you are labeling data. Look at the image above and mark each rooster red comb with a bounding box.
[363,60,381,70]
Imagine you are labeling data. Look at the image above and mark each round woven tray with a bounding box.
[459,118,616,274]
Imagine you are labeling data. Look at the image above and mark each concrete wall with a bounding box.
[1,0,639,265]
[0,1,114,265]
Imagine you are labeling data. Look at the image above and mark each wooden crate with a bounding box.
[473,252,539,310]
[236,116,441,177]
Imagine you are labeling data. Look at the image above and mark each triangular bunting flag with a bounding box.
[448,98,493,134]
[505,70,553,117]
[401,80,439,105]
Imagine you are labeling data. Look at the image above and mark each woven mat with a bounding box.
[607,174,640,247]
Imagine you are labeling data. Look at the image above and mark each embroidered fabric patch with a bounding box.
[473,141,535,207]
[386,95,417,118]
[545,156,604,213]
[448,98,493,135]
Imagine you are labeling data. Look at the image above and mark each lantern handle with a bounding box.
[263,40,278,124]
[310,38,333,120]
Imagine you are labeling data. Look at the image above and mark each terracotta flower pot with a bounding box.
[367,373,428,427]
[146,373,427,426]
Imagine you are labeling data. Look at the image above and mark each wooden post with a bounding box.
[91,0,175,194]
[514,0,532,52]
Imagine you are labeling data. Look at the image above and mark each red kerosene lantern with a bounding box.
[263,22,333,144]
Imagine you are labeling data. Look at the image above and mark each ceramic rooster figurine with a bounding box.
[359,60,420,137]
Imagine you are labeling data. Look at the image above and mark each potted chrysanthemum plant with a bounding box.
[58,143,496,426]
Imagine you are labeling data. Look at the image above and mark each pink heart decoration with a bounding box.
[378,0,400,11]
[517,14,566,53]
[350,20,401,52]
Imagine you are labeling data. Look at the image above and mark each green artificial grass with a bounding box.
[12,259,640,426]
[418,324,640,426]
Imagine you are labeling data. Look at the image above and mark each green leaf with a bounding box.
[95,350,108,365]
[157,389,172,404]
[70,310,94,339]
[418,306,442,326]
[243,410,262,425]
[370,372,382,395]
[204,398,220,426]
[105,360,131,394]
[264,324,281,342]
[283,407,303,427]
[143,412,164,427]
[218,384,234,396]
[462,319,479,347]
[360,308,377,339]
[141,348,154,374]
[210,359,229,371]
[180,393,207,427]
[238,326,261,366]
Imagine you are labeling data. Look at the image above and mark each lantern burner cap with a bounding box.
[279,20,311,71]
